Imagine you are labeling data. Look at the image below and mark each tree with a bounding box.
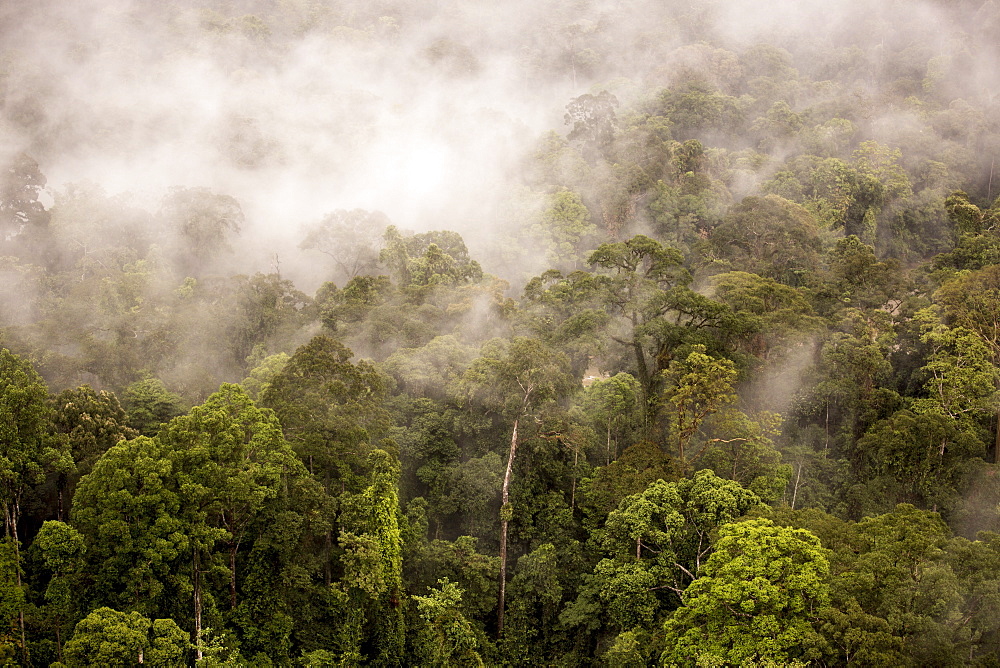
[159,187,243,274]
[711,271,821,360]
[34,521,86,663]
[588,235,746,411]
[823,235,904,311]
[380,226,483,289]
[299,209,389,281]
[0,540,23,663]
[935,265,1000,461]
[460,337,576,635]
[564,91,619,162]
[527,189,596,270]
[49,385,138,520]
[63,607,187,667]
[0,348,58,658]
[336,450,405,665]
[0,348,52,541]
[225,272,311,367]
[0,152,49,243]
[661,518,830,666]
[603,470,762,592]
[157,384,306,659]
[121,378,186,437]
[586,235,687,396]
[413,579,485,667]
[659,345,737,465]
[261,336,391,492]
[581,373,644,465]
[707,194,822,284]
[71,436,186,624]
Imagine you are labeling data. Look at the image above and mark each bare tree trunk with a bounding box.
[497,415,520,636]
[194,548,203,662]
[606,423,612,465]
[324,531,332,587]
[8,502,26,663]
[571,447,578,509]
[230,541,238,609]
[791,461,803,510]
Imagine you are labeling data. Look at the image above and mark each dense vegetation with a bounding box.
[4,0,1000,665]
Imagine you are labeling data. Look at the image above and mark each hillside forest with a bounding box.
[4,0,1000,665]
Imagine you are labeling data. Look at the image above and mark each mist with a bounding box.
[2,0,996,290]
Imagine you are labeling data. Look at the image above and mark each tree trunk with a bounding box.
[497,415,520,636]
[606,423,612,465]
[194,548,203,662]
[8,502,26,663]
[994,405,1000,463]
[632,338,650,402]
[571,447,578,510]
[230,541,238,609]
[791,461,803,510]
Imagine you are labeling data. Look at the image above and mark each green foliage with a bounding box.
[7,5,1000,665]
[262,335,391,490]
[603,470,762,588]
[708,195,822,284]
[581,373,644,464]
[528,188,596,270]
[659,345,737,463]
[0,348,56,541]
[121,378,186,437]
[380,226,483,289]
[661,519,830,666]
[337,450,405,665]
[412,579,485,667]
[0,540,23,656]
[71,435,186,617]
[64,607,187,667]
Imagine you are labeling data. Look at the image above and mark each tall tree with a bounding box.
[261,335,391,492]
[336,450,405,665]
[460,337,575,635]
[0,348,58,659]
[157,384,307,659]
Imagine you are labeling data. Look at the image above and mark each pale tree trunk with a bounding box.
[194,548,203,662]
[497,415,519,636]
[791,461,803,510]
[6,501,26,663]
[571,446,578,510]
[229,541,238,610]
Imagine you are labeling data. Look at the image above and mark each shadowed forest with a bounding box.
[3,0,1000,665]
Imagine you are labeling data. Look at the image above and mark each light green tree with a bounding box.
[413,579,484,667]
[659,346,737,464]
[661,518,830,666]
[336,450,405,665]
[63,607,187,667]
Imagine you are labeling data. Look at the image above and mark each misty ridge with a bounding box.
[2,0,1000,665]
